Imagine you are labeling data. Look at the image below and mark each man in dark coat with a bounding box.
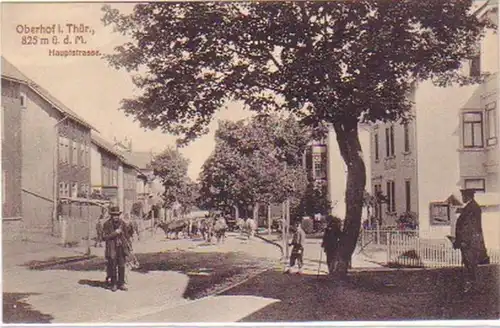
[321,215,342,273]
[102,206,130,292]
[454,189,489,293]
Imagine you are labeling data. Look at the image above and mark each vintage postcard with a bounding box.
[1,0,499,325]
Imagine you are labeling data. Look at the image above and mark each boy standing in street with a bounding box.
[285,220,306,274]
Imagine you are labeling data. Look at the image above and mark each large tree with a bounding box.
[102,1,492,276]
[150,146,190,209]
[199,114,309,217]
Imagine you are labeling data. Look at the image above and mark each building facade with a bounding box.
[1,76,22,220]
[91,133,120,206]
[370,94,418,227]
[2,57,95,234]
[368,1,499,248]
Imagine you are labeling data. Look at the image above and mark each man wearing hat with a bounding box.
[102,206,130,292]
[454,188,489,293]
[321,215,342,274]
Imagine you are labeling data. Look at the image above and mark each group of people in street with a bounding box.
[283,187,489,294]
[283,215,343,275]
[95,186,489,293]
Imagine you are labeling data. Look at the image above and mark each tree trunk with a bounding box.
[253,203,259,222]
[331,119,367,278]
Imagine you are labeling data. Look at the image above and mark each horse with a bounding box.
[155,220,187,239]
[213,217,228,243]
[199,218,214,242]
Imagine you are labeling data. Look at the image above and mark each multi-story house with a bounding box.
[2,57,95,234]
[1,62,23,223]
[91,133,144,216]
[121,152,141,216]
[369,98,418,227]
[368,0,499,248]
[91,133,121,206]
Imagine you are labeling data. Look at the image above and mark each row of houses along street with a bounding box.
[1,56,165,245]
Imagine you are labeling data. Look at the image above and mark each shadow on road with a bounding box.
[78,279,109,290]
[29,250,273,300]
[221,265,500,321]
[3,292,54,323]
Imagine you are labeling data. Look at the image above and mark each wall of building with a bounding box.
[123,165,137,215]
[1,79,22,219]
[370,114,418,227]
[415,80,479,239]
[458,74,498,193]
[58,119,91,197]
[327,126,371,220]
[90,143,102,191]
[118,163,124,212]
[20,84,59,232]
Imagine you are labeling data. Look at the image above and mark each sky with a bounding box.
[1,2,251,180]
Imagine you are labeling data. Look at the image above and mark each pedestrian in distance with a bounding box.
[452,188,489,294]
[284,219,306,274]
[94,213,104,248]
[321,215,342,274]
[102,206,131,292]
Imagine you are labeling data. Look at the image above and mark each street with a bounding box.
[2,230,381,323]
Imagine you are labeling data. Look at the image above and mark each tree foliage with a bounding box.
[199,114,309,214]
[102,1,493,275]
[150,146,190,209]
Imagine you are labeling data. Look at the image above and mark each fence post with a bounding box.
[386,232,391,263]
[376,224,380,245]
[86,201,91,255]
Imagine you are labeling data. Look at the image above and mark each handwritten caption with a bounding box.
[16,24,101,57]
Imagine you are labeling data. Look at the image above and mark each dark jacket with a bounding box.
[455,199,488,263]
[102,218,130,260]
[322,222,341,251]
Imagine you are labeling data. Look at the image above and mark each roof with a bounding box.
[91,132,122,158]
[91,132,142,171]
[126,151,155,170]
[1,56,97,131]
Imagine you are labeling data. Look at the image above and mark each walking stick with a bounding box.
[317,248,323,279]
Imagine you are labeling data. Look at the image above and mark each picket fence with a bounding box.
[386,232,500,268]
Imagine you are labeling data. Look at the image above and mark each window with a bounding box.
[58,182,65,197]
[374,133,379,161]
[71,182,78,198]
[405,180,411,212]
[385,126,395,157]
[58,136,70,163]
[386,180,396,213]
[71,141,79,166]
[403,123,410,153]
[430,202,451,226]
[313,153,326,179]
[373,184,382,219]
[102,166,109,186]
[486,102,497,146]
[80,143,85,167]
[463,112,483,148]
[20,92,26,108]
[469,45,481,77]
[464,178,485,193]
[85,144,90,167]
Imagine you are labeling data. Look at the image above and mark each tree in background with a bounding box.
[199,114,309,218]
[103,1,493,276]
[150,146,191,211]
